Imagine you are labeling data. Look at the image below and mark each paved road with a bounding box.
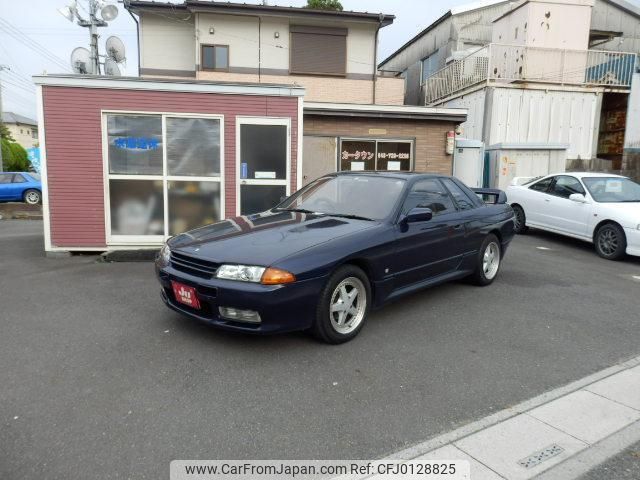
[1,220,640,479]
[580,440,640,480]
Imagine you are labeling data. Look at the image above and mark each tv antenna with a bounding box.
[58,0,122,75]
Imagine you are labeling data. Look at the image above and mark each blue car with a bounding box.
[0,172,42,204]
[156,172,515,343]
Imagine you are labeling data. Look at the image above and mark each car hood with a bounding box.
[168,210,378,266]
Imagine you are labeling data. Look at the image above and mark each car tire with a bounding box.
[594,223,626,260]
[23,189,41,205]
[512,205,528,234]
[469,234,502,286]
[311,265,371,344]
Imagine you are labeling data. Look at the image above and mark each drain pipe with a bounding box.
[127,7,141,76]
[372,14,384,104]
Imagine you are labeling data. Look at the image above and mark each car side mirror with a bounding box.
[569,193,587,203]
[405,207,433,223]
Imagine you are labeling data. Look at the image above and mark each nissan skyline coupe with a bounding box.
[156,172,515,343]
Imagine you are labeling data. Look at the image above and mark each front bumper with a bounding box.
[157,264,327,334]
[624,227,640,257]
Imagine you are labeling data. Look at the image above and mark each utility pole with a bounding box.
[0,64,9,172]
[75,0,107,74]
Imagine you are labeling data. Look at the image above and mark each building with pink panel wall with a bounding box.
[34,75,304,252]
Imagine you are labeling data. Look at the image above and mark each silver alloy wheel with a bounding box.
[483,242,500,280]
[25,191,40,205]
[329,276,367,334]
[597,228,618,256]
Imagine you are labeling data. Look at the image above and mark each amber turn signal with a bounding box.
[261,267,296,285]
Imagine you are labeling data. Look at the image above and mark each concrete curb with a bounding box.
[339,354,640,480]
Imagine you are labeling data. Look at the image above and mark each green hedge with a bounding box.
[1,139,31,171]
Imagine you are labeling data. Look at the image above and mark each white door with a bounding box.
[236,117,290,215]
[544,175,591,237]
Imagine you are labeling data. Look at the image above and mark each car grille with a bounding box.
[170,251,219,279]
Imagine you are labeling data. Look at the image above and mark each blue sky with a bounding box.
[1,0,490,118]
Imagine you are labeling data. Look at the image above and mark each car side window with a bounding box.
[402,179,456,216]
[529,177,554,193]
[441,178,476,210]
[13,174,26,183]
[0,174,13,184]
[549,175,585,199]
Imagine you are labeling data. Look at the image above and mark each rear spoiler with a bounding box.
[471,188,508,204]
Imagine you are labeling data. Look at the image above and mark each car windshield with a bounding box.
[582,177,640,203]
[276,175,406,221]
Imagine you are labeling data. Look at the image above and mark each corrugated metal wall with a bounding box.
[443,89,486,140]
[591,0,640,54]
[42,86,298,248]
[487,87,599,159]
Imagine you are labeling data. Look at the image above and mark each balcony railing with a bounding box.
[422,43,637,105]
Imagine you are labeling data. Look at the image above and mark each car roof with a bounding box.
[333,171,450,180]
[547,172,627,179]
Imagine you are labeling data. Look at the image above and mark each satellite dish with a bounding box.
[57,0,77,22]
[100,4,119,21]
[105,36,126,63]
[70,47,95,74]
[104,58,121,76]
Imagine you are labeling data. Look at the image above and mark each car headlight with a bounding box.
[215,265,296,284]
[216,264,266,283]
[157,243,171,267]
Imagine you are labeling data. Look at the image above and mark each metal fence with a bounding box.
[423,43,637,105]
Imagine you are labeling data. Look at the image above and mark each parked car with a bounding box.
[156,172,514,343]
[506,172,640,260]
[0,172,42,204]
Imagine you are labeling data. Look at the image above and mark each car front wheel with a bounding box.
[24,189,41,205]
[312,265,371,344]
[595,223,626,260]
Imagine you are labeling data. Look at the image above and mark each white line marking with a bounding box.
[536,247,552,251]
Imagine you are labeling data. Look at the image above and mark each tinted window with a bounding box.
[402,179,456,216]
[201,45,229,71]
[13,174,26,183]
[529,177,553,192]
[441,178,476,210]
[0,174,12,184]
[550,176,585,199]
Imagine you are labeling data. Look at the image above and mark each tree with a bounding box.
[1,138,30,171]
[305,0,343,11]
[0,122,15,142]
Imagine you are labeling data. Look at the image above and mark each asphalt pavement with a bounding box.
[1,220,640,479]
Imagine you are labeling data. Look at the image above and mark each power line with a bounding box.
[0,18,71,72]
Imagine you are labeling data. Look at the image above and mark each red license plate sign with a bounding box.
[171,281,201,310]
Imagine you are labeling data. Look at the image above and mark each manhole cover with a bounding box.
[518,444,564,469]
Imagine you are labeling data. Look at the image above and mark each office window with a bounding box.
[201,45,229,71]
[290,26,347,76]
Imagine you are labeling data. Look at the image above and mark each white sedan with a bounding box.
[506,172,640,260]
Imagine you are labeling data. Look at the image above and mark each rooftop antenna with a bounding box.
[58,0,120,75]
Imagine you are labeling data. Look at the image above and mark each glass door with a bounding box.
[237,118,290,215]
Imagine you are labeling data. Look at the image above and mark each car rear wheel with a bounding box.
[469,234,502,286]
[24,189,41,205]
[595,223,626,260]
[311,265,371,344]
[512,205,528,234]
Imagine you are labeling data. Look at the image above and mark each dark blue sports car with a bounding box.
[156,172,515,343]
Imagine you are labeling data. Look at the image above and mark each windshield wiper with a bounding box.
[275,207,322,214]
[323,213,376,221]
